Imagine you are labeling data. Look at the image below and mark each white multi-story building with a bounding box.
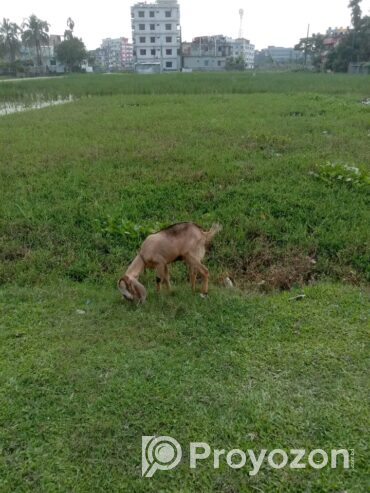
[101,37,133,70]
[230,38,255,69]
[121,38,134,67]
[131,0,181,73]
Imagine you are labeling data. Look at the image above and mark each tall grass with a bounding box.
[0,72,370,103]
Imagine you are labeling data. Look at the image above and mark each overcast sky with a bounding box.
[3,0,370,50]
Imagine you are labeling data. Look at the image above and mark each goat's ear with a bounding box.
[131,278,147,302]
[117,275,130,289]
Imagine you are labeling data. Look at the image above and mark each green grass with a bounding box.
[0,72,370,103]
[0,282,368,492]
[0,72,369,491]
[1,84,369,287]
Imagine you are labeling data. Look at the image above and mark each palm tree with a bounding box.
[64,17,75,41]
[21,14,49,67]
[348,0,362,31]
[0,18,21,64]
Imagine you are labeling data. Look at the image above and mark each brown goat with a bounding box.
[118,222,222,302]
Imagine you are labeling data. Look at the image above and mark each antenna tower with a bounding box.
[238,8,244,39]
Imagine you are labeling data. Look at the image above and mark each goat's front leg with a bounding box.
[189,267,196,291]
[185,256,209,296]
[163,264,171,289]
[199,264,209,296]
[155,263,167,292]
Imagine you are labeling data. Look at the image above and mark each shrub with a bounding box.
[310,162,370,188]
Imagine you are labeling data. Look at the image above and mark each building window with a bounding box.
[150,24,155,30]
[139,24,145,30]
[140,49,146,55]
[165,11,171,17]
[138,11,145,17]
[165,61,173,68]
[151,49,156,55]
[150,37,155,43]
[166,49,172,55]
[166,36,172,42]
[165,24,172,30]
[139,37,145,43]
[149,11,155,17]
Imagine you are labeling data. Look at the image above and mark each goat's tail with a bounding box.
[204,222,222,243]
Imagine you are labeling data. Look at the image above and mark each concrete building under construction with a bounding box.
[182,35,255,71]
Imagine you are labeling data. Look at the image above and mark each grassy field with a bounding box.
[1,72,370,101]
[0,72,369,492]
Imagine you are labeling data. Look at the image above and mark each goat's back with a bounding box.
[159,222,203,237]
[140,222,205,263]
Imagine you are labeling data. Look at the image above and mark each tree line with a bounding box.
[295,0,370,72]
[0,14,87,74]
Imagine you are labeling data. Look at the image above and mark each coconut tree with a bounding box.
[0,18,21,64]
[21,14,49,67]
[348,0,362,31]
[64,17,75,41]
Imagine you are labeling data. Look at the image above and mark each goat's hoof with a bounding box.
[200,293,208,299]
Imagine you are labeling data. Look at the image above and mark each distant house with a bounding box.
[100,37,133,71]
[348,62,370,75]
[80,60,94,73]
[89,48,105,72]
[321,26,350,66]
[323,26,349,50]
[182,35,231,71]
[182,35,255,71]
[266,46,301,63]
[254,46,302,67]
[19,33,65,74]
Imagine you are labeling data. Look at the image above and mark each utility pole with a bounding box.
[179,25,182,71]
[304,23,310,67]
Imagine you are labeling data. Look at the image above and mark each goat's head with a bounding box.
[118,275,147,303]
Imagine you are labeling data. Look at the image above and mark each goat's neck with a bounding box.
[126,254,145,279]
